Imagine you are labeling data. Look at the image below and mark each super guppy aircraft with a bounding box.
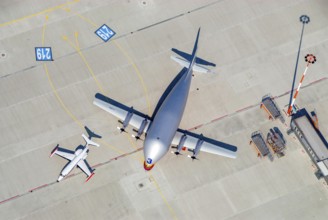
[93,28,237,171]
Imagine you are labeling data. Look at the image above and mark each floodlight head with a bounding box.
[300,15,310,24]
[305,54,316,64]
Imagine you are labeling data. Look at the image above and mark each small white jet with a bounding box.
[50,134,100,182]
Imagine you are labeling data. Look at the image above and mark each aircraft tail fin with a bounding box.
[170,28,216,73]
[82,134,100,147]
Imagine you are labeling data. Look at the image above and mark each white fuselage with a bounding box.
[143,67,192,167]
[58,147,88,181]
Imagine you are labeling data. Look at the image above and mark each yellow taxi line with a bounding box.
[0,0,80,27]
[63,7,152,115]
[113,41,152,116]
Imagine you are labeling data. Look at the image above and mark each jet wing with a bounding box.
[172,129,237,159]
[93,93,151,132]
[77,160,94,177]
[54,147,75,160]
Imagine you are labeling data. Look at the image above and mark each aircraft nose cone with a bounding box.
[57,175,64,182]
[143,137,168,167]
[143,161,155,171]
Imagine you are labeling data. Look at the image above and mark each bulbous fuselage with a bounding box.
[143,68,192,170]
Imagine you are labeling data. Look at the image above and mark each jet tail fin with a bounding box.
[82,134,100,147]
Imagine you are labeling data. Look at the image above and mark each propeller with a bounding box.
[117,126,127,133]
[131,134,143,141]
[187,155,199,161]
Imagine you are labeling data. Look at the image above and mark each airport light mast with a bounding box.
[287,15,310,115]
[287,54,316,115]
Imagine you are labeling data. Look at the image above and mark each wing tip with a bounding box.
[49,145,58,158]
[85,173,95,183]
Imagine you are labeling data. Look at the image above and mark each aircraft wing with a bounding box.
[54,147,75,160]
[77,160,94,177]
[93,93,151,132]
[172,129,237,158]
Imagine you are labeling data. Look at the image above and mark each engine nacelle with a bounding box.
[118,107,134,133]
[132,118,148,140]
[171,134,187,155]
[188,135,204,160]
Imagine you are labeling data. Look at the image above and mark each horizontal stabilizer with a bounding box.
[82,134,100,147]
[170,56,211,73]
[172,48,216,67]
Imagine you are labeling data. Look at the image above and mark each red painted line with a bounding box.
[281,91,290,97]
[191,124,204,130]
[211,114,228,123]
[0,195,20,205]
[29,184,48,192]
[236,105,253,113]
[188,126,200,131]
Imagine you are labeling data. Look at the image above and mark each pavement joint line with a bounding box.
[42,12,86,128]
[63,6,152,116]
[0,0,80,27]
[62,32,143,158]
[224,183,324,220]
[0,0,308,80]
[41,19,125,155]
[68,12,151,164]
[64,7,98,28]
[44,62,130,156]
[149,173,179,220]
[43,63,84,129]
[0,0,224,81]
[113,41,152,115]
[45,62,126,154]
[63,33,105,93]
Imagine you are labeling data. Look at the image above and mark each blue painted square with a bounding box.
[35,47,53,61]
[146,158,152,164]
[95,24,116,42]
